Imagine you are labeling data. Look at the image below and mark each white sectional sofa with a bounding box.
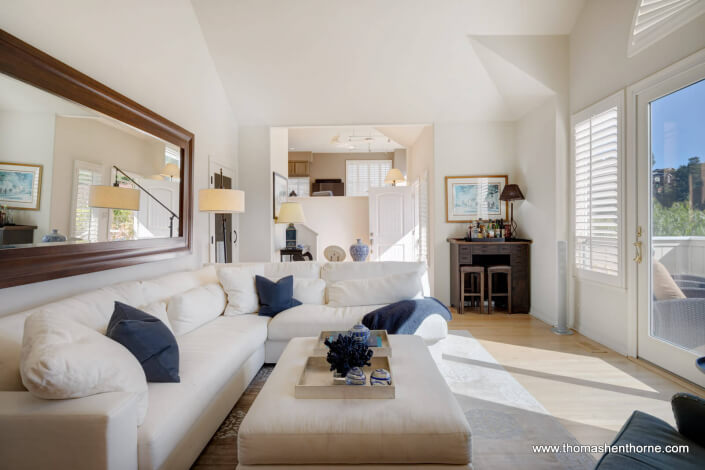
[0,261,448,470]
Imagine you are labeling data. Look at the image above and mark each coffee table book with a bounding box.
[294,356,395,399]
[314,330,392,357]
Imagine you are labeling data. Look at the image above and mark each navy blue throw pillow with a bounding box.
[106,301,180,383]
[256,275,302,317]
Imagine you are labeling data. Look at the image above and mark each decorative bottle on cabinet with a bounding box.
[349,239,369,262]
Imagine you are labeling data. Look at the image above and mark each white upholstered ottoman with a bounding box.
[237,335,472,469]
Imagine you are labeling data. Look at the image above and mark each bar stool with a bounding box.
[488,265,512,314]
[460,265,485,314]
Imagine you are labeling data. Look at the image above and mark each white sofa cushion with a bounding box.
[166,283,226,336]
[218,265,265,315]
[138,314,268,470]
[266,304,385,341]
[140,266,218,306]
[0,280,145,391]
[20,311,149,424]
[292,278,326,305]
[327,272,424,307]
[263,261,322,279]
[321,261,430,296]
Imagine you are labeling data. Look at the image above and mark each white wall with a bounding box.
[433,122,516,304]
[569,0,705,354]
[0,0,237,317]
[238,126,271,263]
[50,116,164,239]
[290,196,369,261]
[0,110,55,242]
[515,98,558,325]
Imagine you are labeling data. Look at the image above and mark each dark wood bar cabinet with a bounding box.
[448,238,531,313]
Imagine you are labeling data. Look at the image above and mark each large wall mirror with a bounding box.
[0,30,193,288]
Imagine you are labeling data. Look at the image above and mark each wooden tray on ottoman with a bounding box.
[314,330,392,357]
[294,356,395,399]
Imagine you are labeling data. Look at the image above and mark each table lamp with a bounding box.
[199,169,245,262]
[499,184,524,240]
[384,168,405,186]
[276,202,306,248]
[90,165,180,237]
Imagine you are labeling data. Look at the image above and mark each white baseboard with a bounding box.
[574,323,629,356]
[529,309,556,327]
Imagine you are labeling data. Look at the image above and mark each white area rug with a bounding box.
[436,330,596,470]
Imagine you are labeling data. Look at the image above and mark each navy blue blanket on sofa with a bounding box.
[361,297,451,334]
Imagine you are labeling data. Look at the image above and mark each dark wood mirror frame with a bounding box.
[0,29,194,288]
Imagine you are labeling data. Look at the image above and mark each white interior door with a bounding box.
[635,60,705,387]
[136,179,179,238]
[368,186,414,261]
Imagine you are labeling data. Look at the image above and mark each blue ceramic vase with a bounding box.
[345,367,366,385]
[42,229,67,243]
[349,238,369,262]
[370,368,392,386]
[349,324,370,344]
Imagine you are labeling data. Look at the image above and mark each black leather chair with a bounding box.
[595,393,705,469]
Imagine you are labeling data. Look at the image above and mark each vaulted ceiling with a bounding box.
[192,0,585,124]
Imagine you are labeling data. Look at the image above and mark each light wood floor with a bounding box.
[449,308,705,448]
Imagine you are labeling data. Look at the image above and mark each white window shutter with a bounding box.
[573,92,623,285]
[71,161,103,242]
[629,0,705,57]
[345,160,392,196]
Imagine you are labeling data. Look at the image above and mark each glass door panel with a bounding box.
[637,68,705,386]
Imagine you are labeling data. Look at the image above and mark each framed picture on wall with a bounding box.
[445,175,507,222]
[0,162,43,210]
[273,171,288,219]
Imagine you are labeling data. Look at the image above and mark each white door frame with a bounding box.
[626,48,705,385]
[208,157,237,263]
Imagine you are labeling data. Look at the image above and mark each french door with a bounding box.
[635,61,705,387]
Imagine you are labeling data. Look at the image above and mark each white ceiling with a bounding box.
[191,0,585,124]
[288,126,403,153]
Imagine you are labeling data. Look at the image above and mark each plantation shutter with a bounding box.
[71,161,103,242]
[164,145,180,165]
[345,160,392,196]
[419,171,429,264]
[629,0,705,57]
[574,105,621,279]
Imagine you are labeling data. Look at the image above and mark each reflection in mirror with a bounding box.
[0,72,182,249]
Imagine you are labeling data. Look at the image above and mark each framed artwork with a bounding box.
[0,162,43,210]
[445,175,508,223]
[273,171,288,219]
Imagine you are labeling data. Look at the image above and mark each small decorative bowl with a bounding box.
[349,324,370,344]
[345,367,366,385]
[370,368,392,386]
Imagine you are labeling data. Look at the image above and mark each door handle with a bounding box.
[633,226,643,264]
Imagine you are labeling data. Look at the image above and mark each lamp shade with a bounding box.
[384,168,405,185]
[161,163,180,179]
[198,188,245,213]
[499,184,525,201]
[276,202,305,224]
[89,185,140,211]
